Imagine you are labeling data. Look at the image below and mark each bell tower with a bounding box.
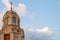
[0,2,24,40]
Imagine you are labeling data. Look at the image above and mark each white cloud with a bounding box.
[1,0,27,17]
[16,3,26,17]
[0,11,6,30]
[2,0,11,10]
[28,27,53,35]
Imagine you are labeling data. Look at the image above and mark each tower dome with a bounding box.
[3,10,20,26]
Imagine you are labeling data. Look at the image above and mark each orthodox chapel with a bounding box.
[0,3,24,40]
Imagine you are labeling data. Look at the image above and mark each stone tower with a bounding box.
[0,10,24,40]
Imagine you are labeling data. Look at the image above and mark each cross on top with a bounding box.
[10,2,12,10]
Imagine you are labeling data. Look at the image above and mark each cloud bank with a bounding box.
[0,14,3,29]
[25,27,53,40]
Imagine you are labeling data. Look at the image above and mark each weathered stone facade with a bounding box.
[0,10,24,40]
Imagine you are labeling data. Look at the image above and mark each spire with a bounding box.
[10,2,12,10]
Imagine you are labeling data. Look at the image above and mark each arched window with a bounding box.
[7,17,11,25]
[12,17,16,25]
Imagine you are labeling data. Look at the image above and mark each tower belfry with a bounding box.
[0,2,24,40]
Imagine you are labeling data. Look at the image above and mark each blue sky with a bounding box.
[0,0,60,40]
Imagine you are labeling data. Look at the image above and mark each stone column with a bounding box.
[0,34,4,40]
[18,32,21,40]
[10,32,14,40]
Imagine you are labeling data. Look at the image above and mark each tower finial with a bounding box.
[10,2,12,10]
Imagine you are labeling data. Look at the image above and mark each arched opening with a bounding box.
[12,17,16,25]
[7,17,11,25]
